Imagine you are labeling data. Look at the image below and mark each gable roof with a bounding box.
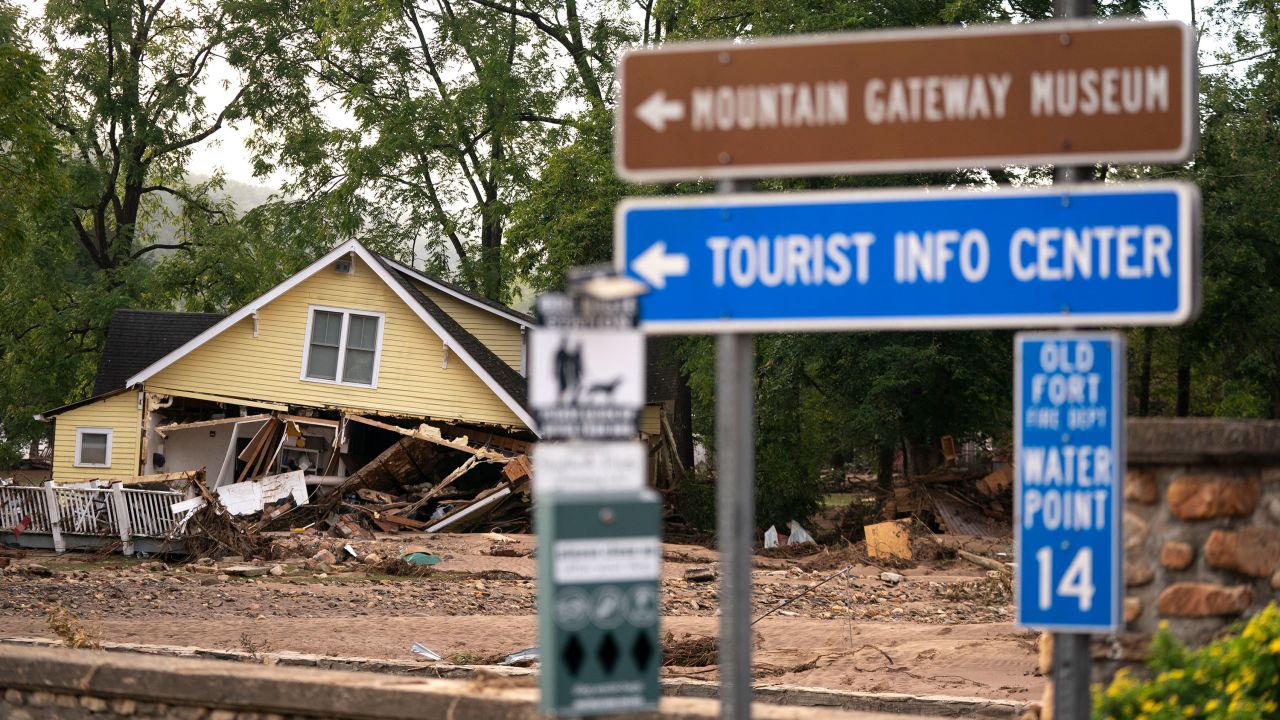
[122,240,538,433]
[374,255,528,409]
[37,387,132,421]
[93,310,227,396]
[376,254,535,326]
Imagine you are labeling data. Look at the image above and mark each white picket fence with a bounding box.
[0,482,184,555]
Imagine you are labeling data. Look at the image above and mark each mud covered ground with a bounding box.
[0,532,1043,702]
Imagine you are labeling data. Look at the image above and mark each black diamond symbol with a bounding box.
[598,633,620,674]
[631,631,654,670]
[562,634,585,676]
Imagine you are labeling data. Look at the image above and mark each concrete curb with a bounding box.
[0,636,1026,717]
[0,642,927,720]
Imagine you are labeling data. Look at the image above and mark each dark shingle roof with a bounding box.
[93,310,227,396]
[377,255,535,324]
[430,274,535,324]
[373,256,529,413]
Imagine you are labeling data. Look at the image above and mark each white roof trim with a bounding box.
[356,247,538,432]
[378,255,533,328]
[123,240,537,434]
[126,240,364,388]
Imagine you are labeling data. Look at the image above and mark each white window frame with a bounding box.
[299,305,386,388]
[74,427,114,468]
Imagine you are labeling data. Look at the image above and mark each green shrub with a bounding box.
[675,468,717,532]
[1093,603,1280,719]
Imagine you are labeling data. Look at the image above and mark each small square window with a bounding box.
[75,429,112,467]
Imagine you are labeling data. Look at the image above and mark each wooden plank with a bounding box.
[280,414,339,427]
[424,484,513,533]
[374,512,428,530]
[398,455,485,517]
[157,414,273,434]
[458,429,533,455]
[111,470,202,486]
[238,419,282,482]
[237,418,278,463]
[344,415,510,461]
[501,455,532,483]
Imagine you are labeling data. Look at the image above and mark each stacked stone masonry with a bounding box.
[1120,419,1280,649]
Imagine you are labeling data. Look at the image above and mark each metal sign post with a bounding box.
[610,15,1199,720]
[532,293,661,717]
[1014,333,1125,719]
[1048,2,1099,717]
[716,174,756,720]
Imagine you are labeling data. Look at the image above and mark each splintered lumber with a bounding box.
[237,418,283,482]
[345,415,512,461]
[157,414,272,435]
[501,455,532,483]
[237,418,278,462]
[424,483,514,533]
[340,437,418,491]
[459,429,533,455]
[371,511,428,530]
[114,470,202,486]
[399,455,486,517]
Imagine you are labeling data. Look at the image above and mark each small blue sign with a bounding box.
[614,183,1198,332]
[1015,332,1124,632]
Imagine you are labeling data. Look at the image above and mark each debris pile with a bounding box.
[300,416,533,537]
[157,414,535,552]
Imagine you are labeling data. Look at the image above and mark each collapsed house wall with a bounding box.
[144,255,526,429]
[154,420,263,486]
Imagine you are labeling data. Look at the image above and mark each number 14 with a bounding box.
[1035,547,1096,612]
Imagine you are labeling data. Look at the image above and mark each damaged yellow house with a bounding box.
[38,240,542,486]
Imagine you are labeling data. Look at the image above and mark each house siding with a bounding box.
[145,256,525,428]
[52,392,142,484]
[639,404,662,438]
[419,284,525,372]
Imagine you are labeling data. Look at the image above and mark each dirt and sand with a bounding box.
[0,532,1044,704]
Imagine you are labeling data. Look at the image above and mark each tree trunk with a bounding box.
[1138,327,1153,416]
[877,441,895,519]
[674,368,694,472]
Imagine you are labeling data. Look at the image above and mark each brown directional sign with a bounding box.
[616,20,1195,182]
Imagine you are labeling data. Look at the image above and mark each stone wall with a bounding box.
[1121,418,1280,648]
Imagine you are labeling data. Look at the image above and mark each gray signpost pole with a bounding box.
[715,178,755,720]
[1052,1,1095,718]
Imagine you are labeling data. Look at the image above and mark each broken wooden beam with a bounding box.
[344,415,512,461]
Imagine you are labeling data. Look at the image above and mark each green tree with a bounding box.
[0,0,295,463]
[228,0,605,299]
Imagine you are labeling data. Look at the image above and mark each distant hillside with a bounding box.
[139,176,277,253]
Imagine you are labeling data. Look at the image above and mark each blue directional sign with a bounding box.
[1015,332,1124,632]
[614,183,1199,332]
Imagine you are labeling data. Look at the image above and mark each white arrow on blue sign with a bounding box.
[1015,332,1125,632]
[614,182,1200,333]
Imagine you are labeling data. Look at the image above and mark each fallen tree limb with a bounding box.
[956,549,1011,574]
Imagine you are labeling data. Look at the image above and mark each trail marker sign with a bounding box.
[537,491,662,716]
[616,182,1200,333]
[616,20,1195,181]
[1015,332,1125,632]
[529,294,644,439]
